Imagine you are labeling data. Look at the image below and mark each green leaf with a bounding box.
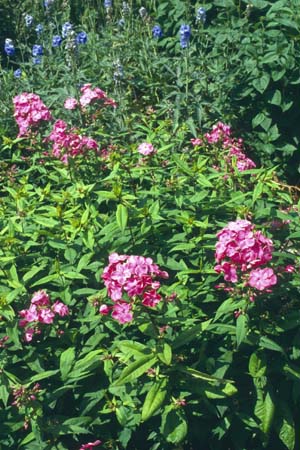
[236,314,248,348]
[117,340,151,358]
[60,348,76,381]
[31,274,59,287]
[259,336,284,353]
[23,265,46,283]
[249,352,267,378]
[222,382,238,396]
[173,320,211,349]
[141,378,167,421]
[178,367,233,384]
[161,408,188,444]
[157,343,172,366]
[116,204,128,232]
[172,154,193,176]
[262,391,275,436]
[252,181,264,204]
[0,374,10,406]
[270,89,282,106]
[112,355,157,386]
[276,402,295,450]
[30,370,60,383]
[253,74,270,93]
[72,349,103,375]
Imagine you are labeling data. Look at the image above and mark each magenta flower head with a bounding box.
[13,92,52,136]
[101,253,168,324]
[214,219,275,288]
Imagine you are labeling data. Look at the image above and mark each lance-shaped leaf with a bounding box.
[112,354,157,386]
[141,378,168,421]
[116,204,128,232]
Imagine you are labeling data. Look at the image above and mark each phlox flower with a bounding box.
[18,290,69,342]
[79,84,117,108]
[64,97,78,110]
[215,219,275,289]
[248,267,277,291]
[111,301,133,324]
[46,119,99,163]
[204,122,256,172]
[31,290,50,306]
[52,301,69,316]
[80,440,102,450]
[13,92,52,136]
[138,142,156,156]
[101,253,168,323]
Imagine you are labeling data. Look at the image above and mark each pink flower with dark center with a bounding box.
[248,267,277,291]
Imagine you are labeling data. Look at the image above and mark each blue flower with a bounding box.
[4,39,15,56]
[14,68,22,78]
[152,25,163,39]
[179,24,191,48]
[104,0,112,8]
[25,14,34,27]
[52,35,62,47]
[32,44,43,56]
[196,7,206,24]
[33,56,42,65]
[118,18,125,27]
[62,22,73,38]
[76,31,88,44]
[35,24,43,35]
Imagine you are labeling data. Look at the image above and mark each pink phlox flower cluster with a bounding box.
[19,290,69,342]
[13,92,52,137]
[47,119,99,164]
[215,219,277,291]
[204,122,256,172]
[79,440,102,450]
[138,142,156,156]
[79,84,117,108]
[205,122,231,143]
[100,253,169,324]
